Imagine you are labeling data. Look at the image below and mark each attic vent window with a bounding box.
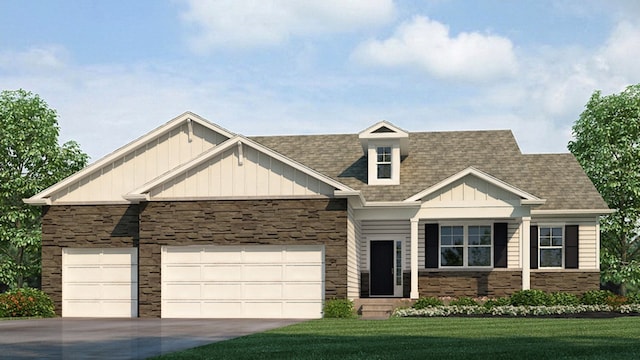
[372,126,396,133]
[376,146,392,179]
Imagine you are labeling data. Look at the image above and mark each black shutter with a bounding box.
[530,225,538,269]
[565,225,579,269]
[425,224,439,268]
[493,223,508,268]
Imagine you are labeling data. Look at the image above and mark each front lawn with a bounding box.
[153,317,640,359]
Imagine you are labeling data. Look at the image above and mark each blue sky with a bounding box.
[1,1,639,161]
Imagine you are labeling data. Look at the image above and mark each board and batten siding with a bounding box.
[149,145,335,198]
[422,175,520,204]
[346,203,362,299]
[51,122,228,203]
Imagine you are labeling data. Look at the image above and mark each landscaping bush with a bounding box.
[581,290,615,305]
[606,295,629,309]
[0,288,55,318]
[483,297,511,309]
[509,289,550,306]
[413,296,444,309]
[449,297,478,307]
[625,292,640,304]
[548,292,580,306]
[323,299,355,318]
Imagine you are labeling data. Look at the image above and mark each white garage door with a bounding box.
[161,245,324,319]
[62,248,138,317]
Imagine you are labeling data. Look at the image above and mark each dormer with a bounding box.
[359,121,409,185]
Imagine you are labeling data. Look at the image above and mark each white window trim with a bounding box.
[537,223,565,269]
[438,223,493,269]
[367,142,400,185]
[376,146,392,180]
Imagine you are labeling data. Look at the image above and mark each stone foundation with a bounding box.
[418,270,522,298]
[530,270,600,294]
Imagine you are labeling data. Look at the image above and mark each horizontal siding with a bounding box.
[508,222,520,268]
[52,122,228,202]
[532,217,599,270]
[347,203,361,299]
[360,220,411,271]
[150,145,334,198]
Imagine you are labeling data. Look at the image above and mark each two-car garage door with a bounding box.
[161,245,324,319]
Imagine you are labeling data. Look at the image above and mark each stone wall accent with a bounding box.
[138,198,347,317]
[418,270,522,298]
[41,205,140,316]
[530,271,600,294]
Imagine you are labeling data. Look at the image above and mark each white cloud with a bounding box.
[0,45,69,73]
[179,0,396,51]
[596,21,640,79]
[351,16,518,82]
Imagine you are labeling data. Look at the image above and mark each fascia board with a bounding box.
[405,166,542,203]
[25,111,235,202]
[531,209,616,216]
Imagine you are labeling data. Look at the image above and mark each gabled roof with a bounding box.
[125,135,357,200]
[25,112,235,204]
[404,166,545,204]
[358,120,409,155]
[251,130,610,211]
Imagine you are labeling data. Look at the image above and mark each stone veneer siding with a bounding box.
[418,270,522,298]
[530,270,600,294]
[41,205,140,316]
[138,198,348,317]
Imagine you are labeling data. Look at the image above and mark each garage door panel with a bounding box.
[200,302,243,317]
[243,265,282,281]
[283,283,323,299]
[164,283,201,299]
[244,283,283,299]
[62,248,137,318]
[201,247,243,263]
[284,247,323,263]
[163,265,201,281]
[162,245,324,319]
[202,284,242,299]
[164,247,201,263]
[242,248,283,263]
[284,265,322,281]
[202,265,242,281]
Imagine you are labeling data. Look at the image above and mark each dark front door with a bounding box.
[370,240,394,296]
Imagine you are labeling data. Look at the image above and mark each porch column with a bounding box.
[521,216,531,290]
[410,217,419,299]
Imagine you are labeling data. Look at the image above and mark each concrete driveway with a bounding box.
[0,318,303,359]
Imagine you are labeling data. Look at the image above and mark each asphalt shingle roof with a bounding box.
[251,130,608,211]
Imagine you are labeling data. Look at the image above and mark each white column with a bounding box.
[410,217,419,299]
[521,216,531,290]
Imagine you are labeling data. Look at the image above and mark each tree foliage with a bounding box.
[568,84,640,294]
[0,89,88,289]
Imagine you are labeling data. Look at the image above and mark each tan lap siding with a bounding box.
[360,220,411,271]
[346,202,361,299]
[508,222,521,268]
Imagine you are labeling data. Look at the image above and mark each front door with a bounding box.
[370,240,394,296]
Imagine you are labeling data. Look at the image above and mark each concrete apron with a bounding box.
[0,318,303,359]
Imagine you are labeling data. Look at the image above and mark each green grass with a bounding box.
[153,317,640,360]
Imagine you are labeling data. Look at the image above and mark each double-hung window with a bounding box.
[376,146,392,179]
[440,225,492,267]
[539,226,563,268]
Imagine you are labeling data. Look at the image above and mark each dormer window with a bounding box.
[359,121,409,186]
[377,146,392,179]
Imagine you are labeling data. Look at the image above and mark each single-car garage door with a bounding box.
[161,245,324,319]
[62,248,138,317]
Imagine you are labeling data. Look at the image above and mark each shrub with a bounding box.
[548,292,580,306]
[323,299,355,318]
[509,289,550,306]
[449,297,478,307]
[626,293,640,304]
[581,290,615,305]
[413,296,444,309]
[0,288,55,318]
[606,295,629,309]
[483,297,511,309]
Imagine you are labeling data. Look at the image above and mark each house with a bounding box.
[25,112,611,319]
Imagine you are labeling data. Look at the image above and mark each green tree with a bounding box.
[568,84,640,295]
[0,89,88,289]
